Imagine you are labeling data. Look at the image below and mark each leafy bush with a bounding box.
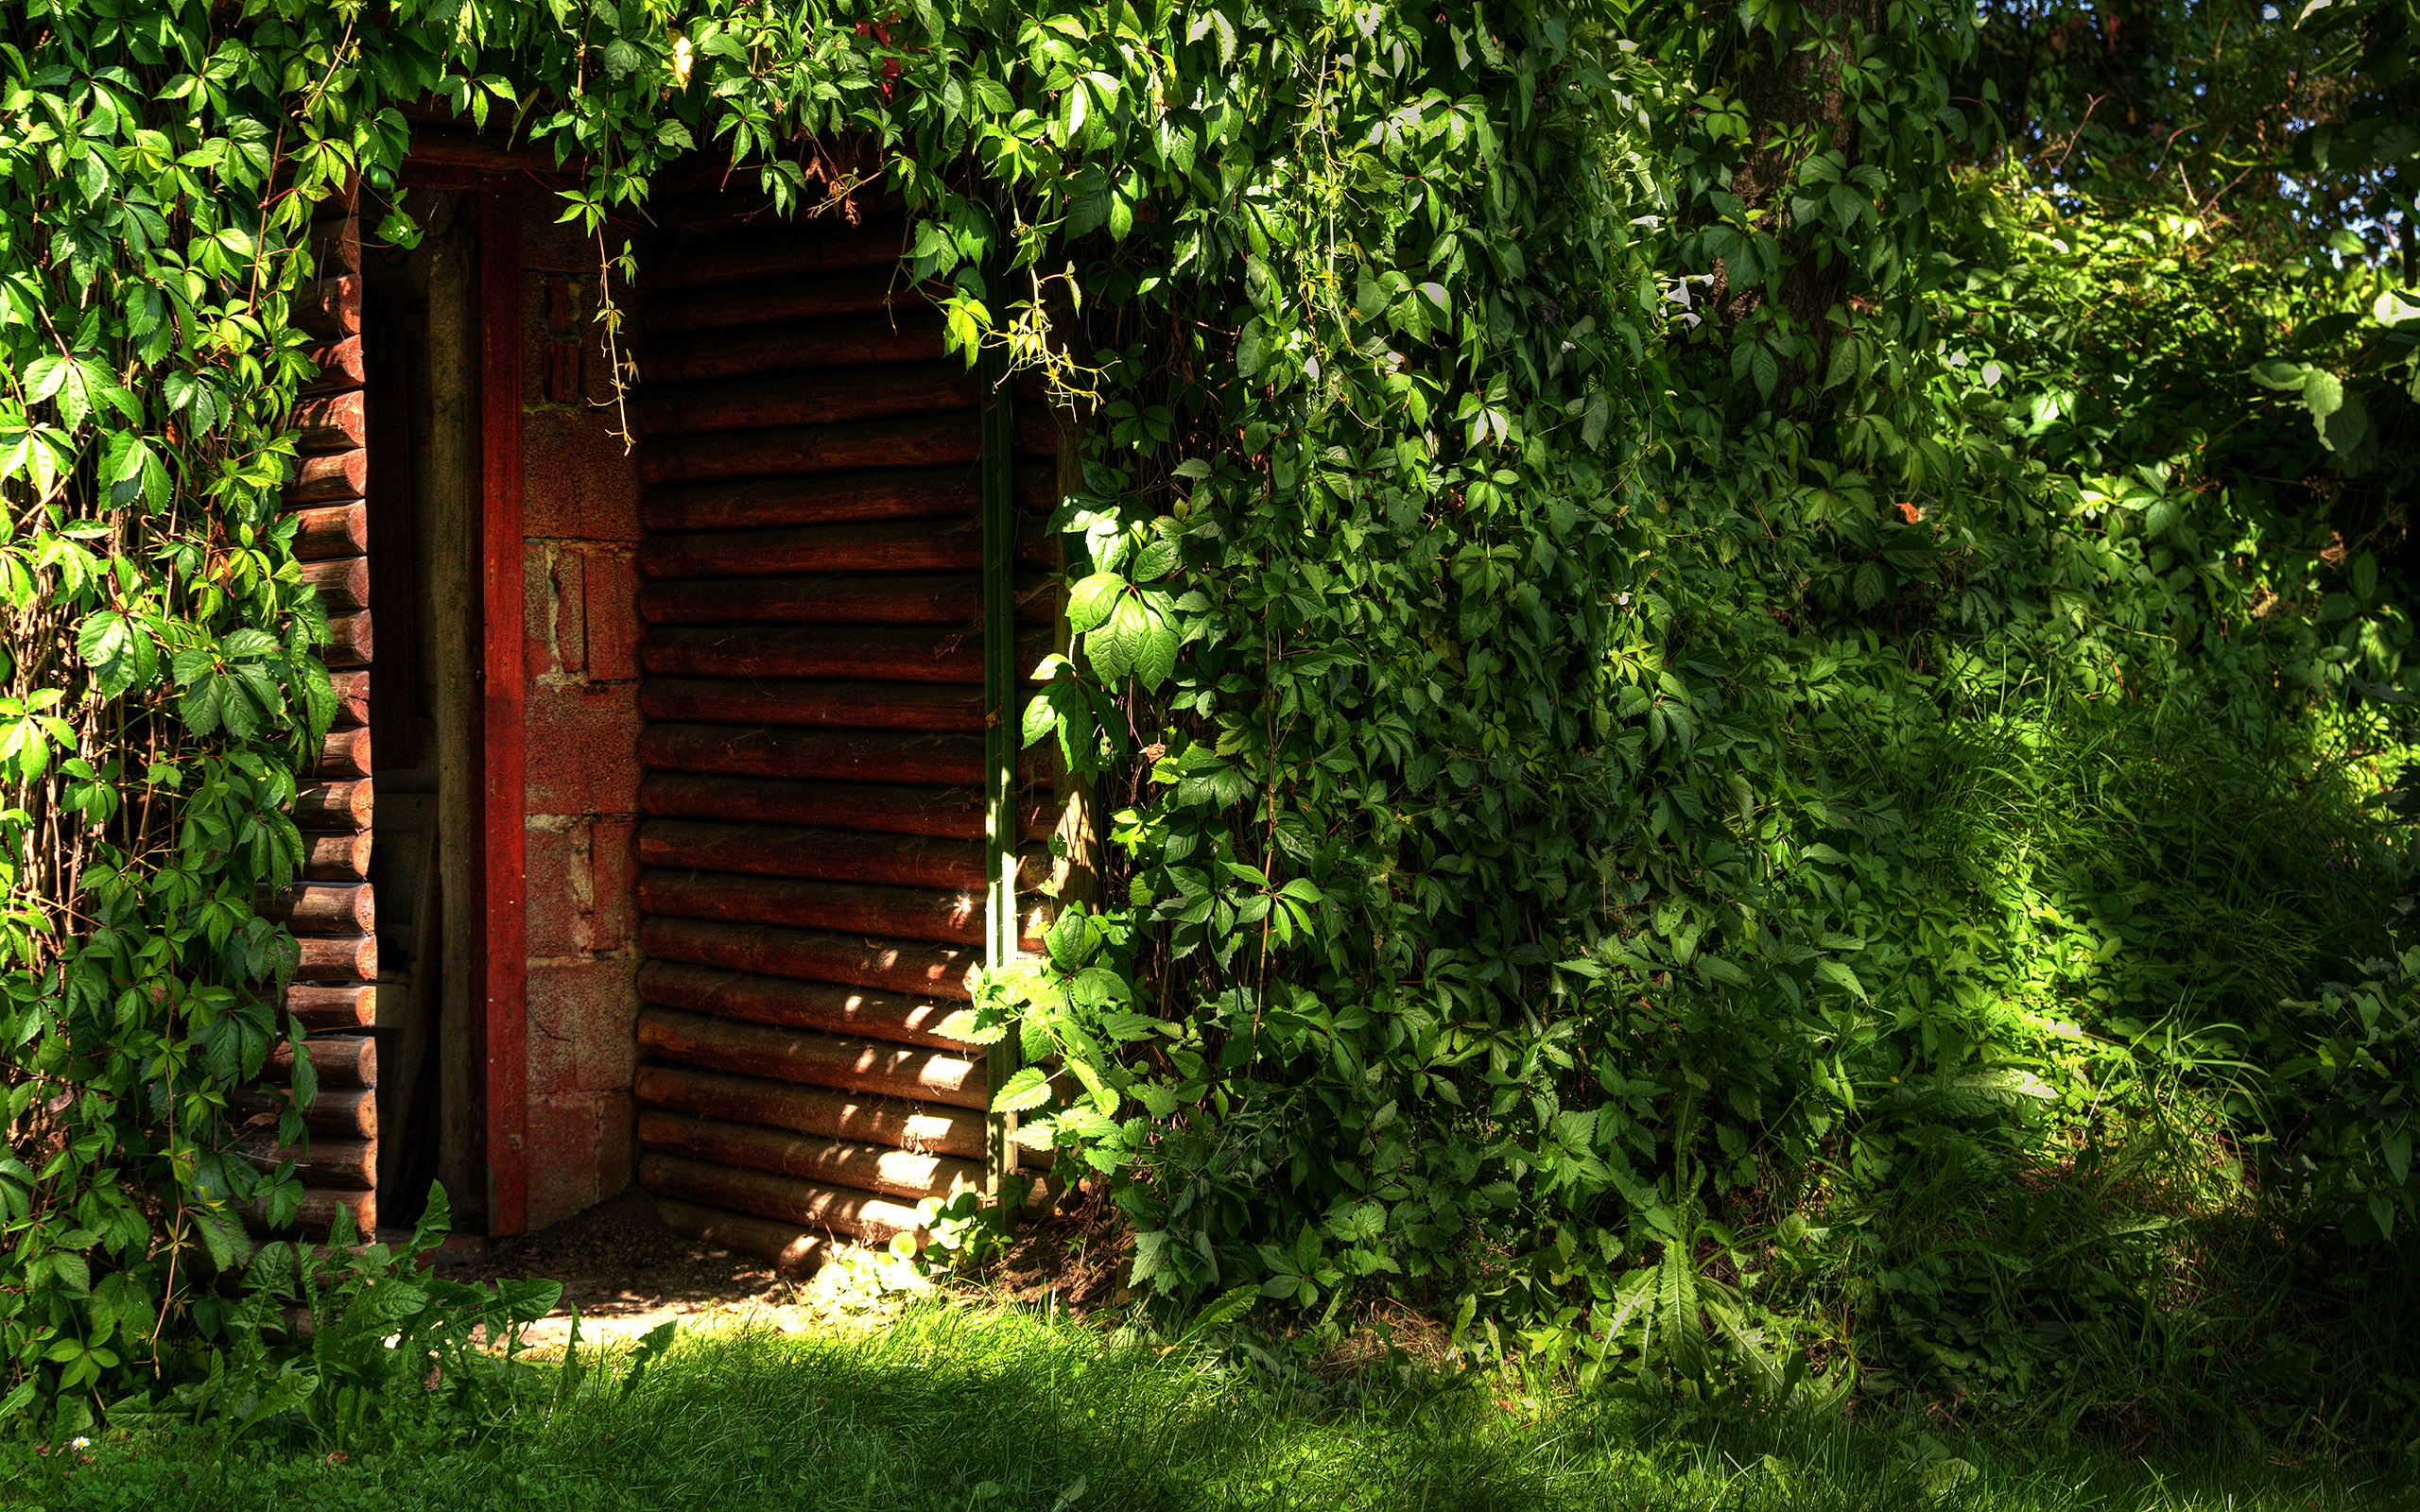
[109,1188,562,1454]
[2265,944,2420,1245]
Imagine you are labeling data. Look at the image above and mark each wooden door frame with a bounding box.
[979,348,1021,1195]
[394,158,530,1235]
[475,174,528,1238]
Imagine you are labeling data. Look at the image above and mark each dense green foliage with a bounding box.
[979,0,2420,1449]
[0,0,2413,1453]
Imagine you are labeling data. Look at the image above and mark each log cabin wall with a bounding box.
[628,199,1060,1269]
[255,190,382,1237]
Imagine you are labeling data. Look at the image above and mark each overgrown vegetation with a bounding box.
[0,0,2414,1463]
[4,1304,2410,1511]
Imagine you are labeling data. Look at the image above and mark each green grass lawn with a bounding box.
[5,1301,2411,1512]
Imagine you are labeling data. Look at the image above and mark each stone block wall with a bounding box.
[515,200,646,1229]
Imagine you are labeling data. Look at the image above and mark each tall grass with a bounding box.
[6,1304,2409,1511]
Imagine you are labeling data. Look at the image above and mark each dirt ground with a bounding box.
[456,1182,1135,1349]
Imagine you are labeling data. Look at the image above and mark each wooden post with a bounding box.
[979,341,1021,1200]
[478,174,528,1237]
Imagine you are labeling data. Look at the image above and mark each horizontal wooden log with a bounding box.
[639,461,1050,534]
[641,571,1058,627]
[641,1156,925,1246]
[244,1136,377,1190]
[640,723,984,786]
[296,273,361,339]
[638,869,981,948]
[648,267,945,335]
[643,1001,992,1108]
[639,771,979,834]
[655,1197,829,1276]
[296,392,366,452]
[285,450,367,507]
[641,407,1056,485]
[638,1111,978,1202]
[637,1064,982,1159]
[292,502,369,559]
[271,1032,377,1088]
[296,780,372,831]
[397,121,568,173]
[651,220,907,289]
[323,610,372,670]
[639,517,1058,582]
[284,982,376,1031]
[302,556,371,616]
[641,572,971,627]
[329,671,372,728]
[296,934,376,980]
[302,829,373,882]
[638,679,983,734]
[641,625,1053,686]
[642,311,951,385]
[634,362,980,437]
[244,1187,376,1239]
[268,882,374,935]
[638,819,974,893]
[645,149,890,198]
[637,960,960,1049]
[233,1086,378,1141]
[638,772,1056,842]
[638,774,1055,841]
[637,819,1041,894]
[310,216,361,275]
[315,726,372,781]
[643,517,977,579]
[304,335,365,394]
[638,917,975,1000]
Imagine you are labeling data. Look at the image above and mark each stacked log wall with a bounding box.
[253,195,378,1237]
[631,202,1057,1271]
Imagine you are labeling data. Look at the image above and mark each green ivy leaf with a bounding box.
[1066,571,1125,634]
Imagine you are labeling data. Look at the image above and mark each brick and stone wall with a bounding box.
[516,202,645,1229]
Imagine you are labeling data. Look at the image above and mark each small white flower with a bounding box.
[2262,5,2278,17]
[70,1437,90,1451]
[1630,215,1663,230]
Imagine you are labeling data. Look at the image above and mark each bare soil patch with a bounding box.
[454,1183,1138,1350]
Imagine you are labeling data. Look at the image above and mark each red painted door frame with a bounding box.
[475,175,528,1237]
[393,158,530,1235]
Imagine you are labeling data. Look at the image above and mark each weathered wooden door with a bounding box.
[625,200,1059,1268]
